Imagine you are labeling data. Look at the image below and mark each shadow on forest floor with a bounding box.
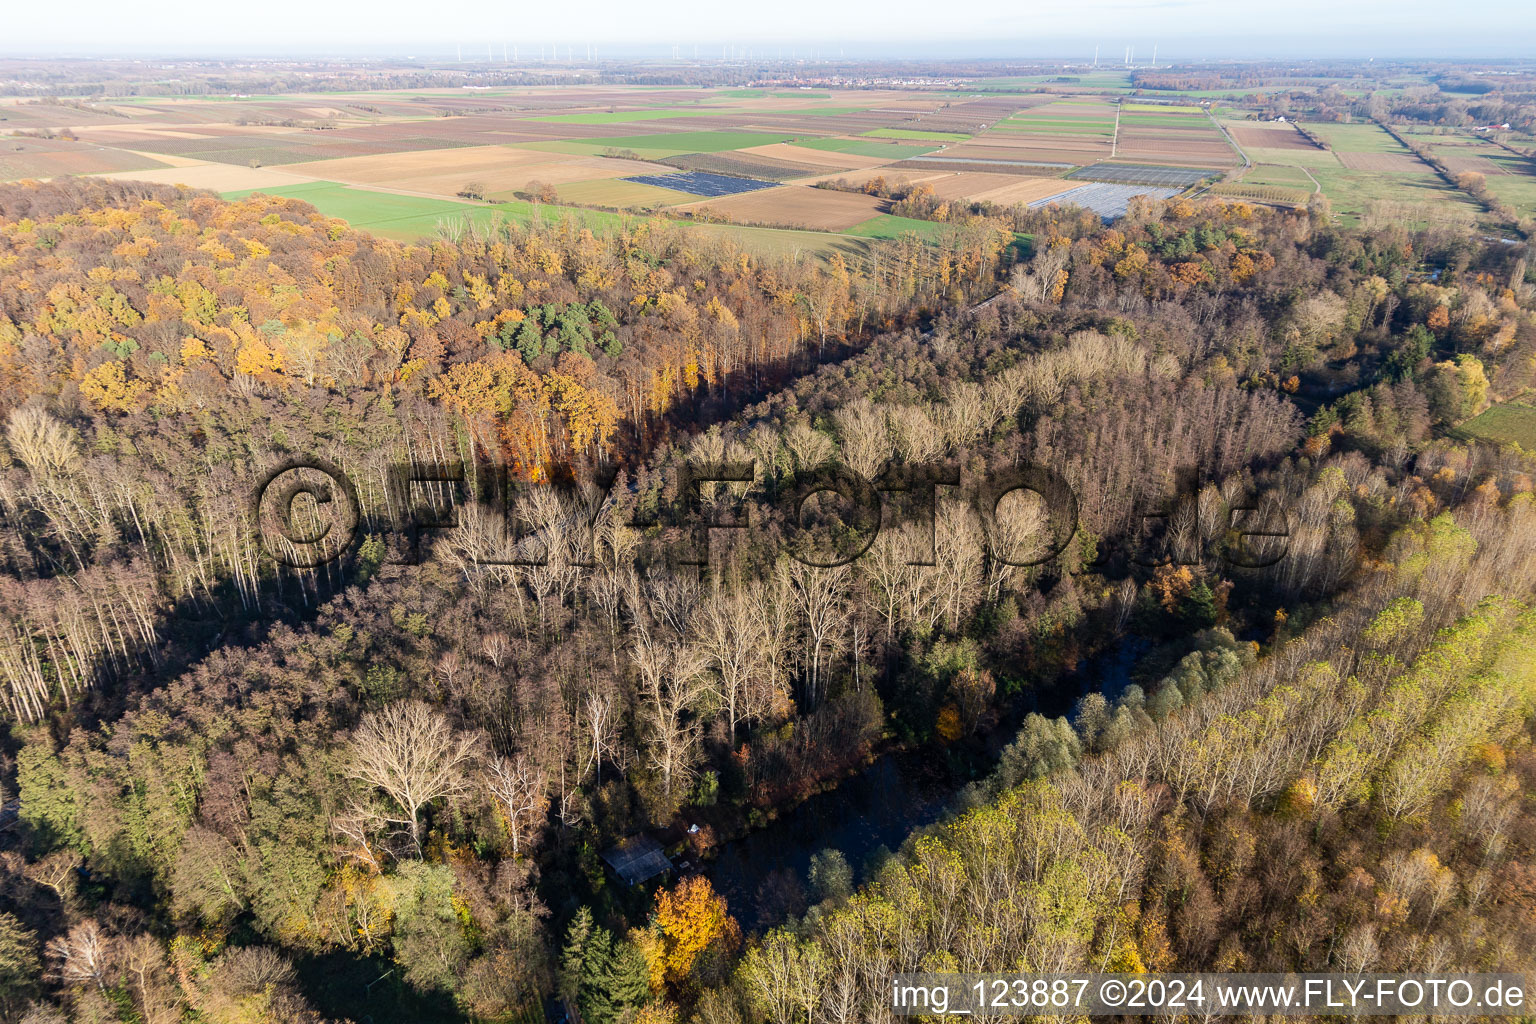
[295,950,468,1024]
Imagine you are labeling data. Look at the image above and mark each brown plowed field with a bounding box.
[286,145,670,196]
[91,162,321,191]
[945,143,1103,164]
[1115,136,1238,167]
[738,143,898,170]
[1439,155,1509,175]
[1226,122,1319,151]
[1336,152,1431,172]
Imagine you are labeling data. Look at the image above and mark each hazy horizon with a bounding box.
[7,0,1536,63]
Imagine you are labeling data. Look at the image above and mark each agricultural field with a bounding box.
[1224,120,1323,154]
[1239,163,1319,190]
[1308,122,1417,154]
[1070,163,1212,186]
[552,177,694,209]
[9,72,1521,248]
[1114,106,1238,169]
[969,97,1118,165]
[219,177,867,258]
[516,131,801,159]
[1210,114,1525,226]
[1308,165,1480,226]
[915,172,1076,204]
[844,213,956,240]
[218,180,625,239]
[1209,182,1313,204]
[862,128,970,142]
[273,145,666,196]
[673,183,887,230]
[0,134,176,178]
[657,150,832,181]
[623,170,777,198]
[736,141,899,170]
[795,137,942,159]
[1482,163,1536,219]
[1457,400,1536,451]
[1402,129,1536,218]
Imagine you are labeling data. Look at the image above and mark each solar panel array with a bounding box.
[624,170,780,198]
[1028,183,1184,221]
[1068,163,1214,187]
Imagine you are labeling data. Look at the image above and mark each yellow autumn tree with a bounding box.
[545,371,620,456]
[650,875,740,991]
[80,361,150,413]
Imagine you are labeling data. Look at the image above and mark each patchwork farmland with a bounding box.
[8,68,1526,247]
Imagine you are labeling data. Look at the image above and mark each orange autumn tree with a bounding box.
[428,350,548,462]
[647,875,740,992]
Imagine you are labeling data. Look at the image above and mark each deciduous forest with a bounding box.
[1,174,1535,1024]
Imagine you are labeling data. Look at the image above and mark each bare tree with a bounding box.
[7,406,80,479]
[121,934,180,1024]
[345,701,480,855]
[886,403,944,463]
[782,420,837,471]
[782,560,850,708]
[46,919,114,991]
[484,753,550,857]
[579,681,617,783]
[693,583,772,736]
[1010,240,1069,304]
[22,849,83,910]
[933,498,984,631]
[481,632,511,669]
[835,398,892,480]
[332,804,389,873]
[630,632,710,802]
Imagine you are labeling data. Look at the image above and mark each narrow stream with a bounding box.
[706,748,953,931]
[707,635,1151,931]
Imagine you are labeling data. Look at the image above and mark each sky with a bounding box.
[6,0,1536,59]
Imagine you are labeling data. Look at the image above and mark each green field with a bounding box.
[1483,161,1536,218]
[1121,103,1205,114]
[220,179,872,258]
[1308,166,1478,225]
[996,118,1115,134]
[845,214,954,240]
[1307,123,1413,154]
[1457,401,1536,451]
[1403,133,1536,217]
[1241,164,1318,189]
[220,181,625,239]
[797,138,941,158]
[686,222,870,257]
[1120,115,1216,128]
[863,128,970,142]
